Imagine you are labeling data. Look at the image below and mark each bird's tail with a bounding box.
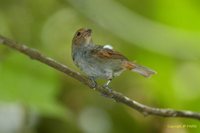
[132,64,156,77]
[122,61,156,78]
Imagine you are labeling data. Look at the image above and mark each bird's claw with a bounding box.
[89,77,97,89]
[103,84,112,92]
[101,84,113,97]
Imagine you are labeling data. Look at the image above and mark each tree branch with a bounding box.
[0,35,200,121]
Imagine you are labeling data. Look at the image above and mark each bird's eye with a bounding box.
[77,32,81,36]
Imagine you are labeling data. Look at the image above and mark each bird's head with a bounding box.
[72,28,93,47]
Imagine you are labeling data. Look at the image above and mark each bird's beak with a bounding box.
[86,29,92,36]
[84,29,92,44]
[87,29,92,33]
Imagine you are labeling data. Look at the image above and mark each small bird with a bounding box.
[72,28,156,88]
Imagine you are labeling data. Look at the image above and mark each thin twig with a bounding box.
[0,35,200,121]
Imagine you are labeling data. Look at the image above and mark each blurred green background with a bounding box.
[0,0,200,133]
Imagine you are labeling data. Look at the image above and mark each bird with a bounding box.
[71,28,156,89]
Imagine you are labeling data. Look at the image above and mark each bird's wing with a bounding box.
[90,45,128,60]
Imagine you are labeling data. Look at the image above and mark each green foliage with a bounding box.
[0,53,66,117]
[0,0,200,132]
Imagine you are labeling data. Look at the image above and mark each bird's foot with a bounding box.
[103,84,112,92]
[101,84,113,98]
[89,77,97,89]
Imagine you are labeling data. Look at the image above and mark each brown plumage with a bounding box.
[72,28,156,87]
